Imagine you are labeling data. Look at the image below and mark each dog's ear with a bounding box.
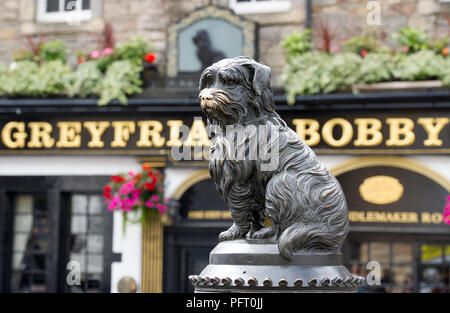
[246,61,271,96]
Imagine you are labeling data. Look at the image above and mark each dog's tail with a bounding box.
[266,172,349,261]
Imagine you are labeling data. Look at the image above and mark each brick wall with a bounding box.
[0,0,448,87]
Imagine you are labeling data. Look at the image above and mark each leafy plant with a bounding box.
[0,61,40,96]
[98,60,143,106]
[393,27,429,53]
[39,40,68,63]
[391,50,445,81]
[321,52,362,93]
[114,37,154,67]
[35,60,72,96]
[359,52,395,84]
[344,35,379,56]
[281,29,312,59]
[67,60,103,97]
[281,51,330,103]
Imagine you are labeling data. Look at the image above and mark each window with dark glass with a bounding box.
[10,194,48,293]
[64,194,106,293]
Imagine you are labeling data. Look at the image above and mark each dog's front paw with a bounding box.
[247,225,278,239]
[219,223,247,241]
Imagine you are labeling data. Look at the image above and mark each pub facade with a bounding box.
[0,0,449,293]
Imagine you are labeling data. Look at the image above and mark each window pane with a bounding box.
[89,195,104,214]
[392,266,413,293]
[71,215,87,233]
[12,253,26,271]
[87,255,103,274]
[88,216,103,233]
[444,245,450,263]
[13,234,30,252]
[421,244,442,264]
[70,252,86,269]
[392,243,412,263]
[71,234,87,253]
[15,195,33,214]
[72,195,88,214]
[46,0,60,12]
[87,235,103,253]
[371,242,390,264]
[359,242,369,263]
[82,0,90,10]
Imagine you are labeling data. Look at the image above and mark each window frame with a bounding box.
[229,0,292,15]
[36,0,93,24]
[0,176,114,293]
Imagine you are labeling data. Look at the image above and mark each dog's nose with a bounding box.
[200,92,213,101]
[201,94,213,101]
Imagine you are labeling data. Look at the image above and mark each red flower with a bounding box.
[111,175,126,183]
[142,164,150,171]
[144,52,156,63]
[77,58,85,64]
[145,182,156,191]
[103,185,112,199]
[135,173,142,181]
[361,49,368,58]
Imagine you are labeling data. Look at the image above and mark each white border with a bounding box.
[36,0,93,23]
[229,0,292,15]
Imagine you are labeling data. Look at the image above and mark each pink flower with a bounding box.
[402,45,410,52]
[330,44,340,54]
[91,50,101,59]
[119,181,135,195]
[131,189,141,199]
[108,195,121,211]
[152,194,159,202]
[146,200,154,208]
[102,47,113,56]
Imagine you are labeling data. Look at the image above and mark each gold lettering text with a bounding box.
[83,122,110,148]
[321,118,353,147]
[1,122,27,148]
[417,117,449,146]
[27,122,55,148]
[386,118,415,146]
[292,119,320,146]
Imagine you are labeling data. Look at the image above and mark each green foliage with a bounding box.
[98,60,143,106]
[0,61,40,96]
[67,60,103,98]
[392,27,429,53]
[321,52,362,94]
[440,58,450,86]
[344,35,379,55]
[36,60,72,95]
[39,40,68,63]
[391,50,445,81]
[281,52,361,103]
[0,60,71,96]
[280,29,312,59]
[427,37,449,54]
[114,37,153,67]
[359,52,395,84]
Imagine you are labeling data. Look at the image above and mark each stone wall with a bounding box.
[0,0,448,87]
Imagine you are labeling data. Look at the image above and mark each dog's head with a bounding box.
[198,56,275,126]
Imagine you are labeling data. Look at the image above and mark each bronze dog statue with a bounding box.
[199,56,349,260]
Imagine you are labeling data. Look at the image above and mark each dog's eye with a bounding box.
[202,75,214,88]
[222,77,236,86]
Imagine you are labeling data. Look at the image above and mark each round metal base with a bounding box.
[189,239,364,293]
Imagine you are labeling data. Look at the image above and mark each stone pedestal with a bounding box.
[189,239,364,293]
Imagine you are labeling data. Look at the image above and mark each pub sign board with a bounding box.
[0,110,449,157]
[336,163,450,233]
[166,6,257,89]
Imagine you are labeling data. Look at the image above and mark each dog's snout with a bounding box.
[199,90,214,102]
